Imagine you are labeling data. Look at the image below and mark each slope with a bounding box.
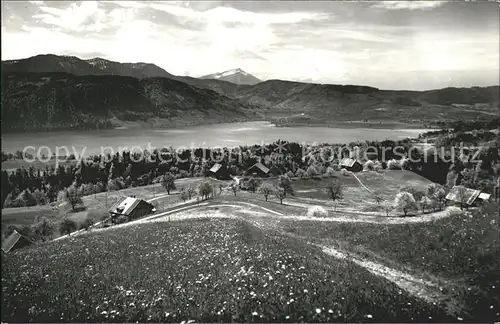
[1,72,254,132]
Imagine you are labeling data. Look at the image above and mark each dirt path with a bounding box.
[349,171,374,193]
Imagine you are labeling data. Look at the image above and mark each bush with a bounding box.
[108,177,126,191]
[387,159,402,170]
[363,160,375,171]
[306,206,328,217]
[16,190,37,207]
[32,189,47,205]
[80,217,95,231]
[115,215,128,224]
[32,217,55,241]
[59,218,77,236]
[306,165,319,178]
[295,168,306,178]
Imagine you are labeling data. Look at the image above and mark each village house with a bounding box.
[245,162,270,177]
[2,230,33,254]
[209,163,231,180]
[108,197,156,224]
[339,158,363,172]
[445,185,491,208]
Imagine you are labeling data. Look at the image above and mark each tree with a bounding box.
[258,183,274,202]
[460,168,476,188]
[325,178,343,202]
[59,218,77,236]
[180,188,188,202]
[446,171,458,189]
[230,182,239,196]
[161,173,176,194]
[275,187,285,204]
[420,196,432,214]
[187,187,196,200]
[455,185,469,210]
[394,191,418,216]
[373,190,383,205]
[32,217,55,241]
[198,181,213,200]
[65,186,83,212]
[277,175,294,197]
[247,177,258,192]
[427,183,447,210]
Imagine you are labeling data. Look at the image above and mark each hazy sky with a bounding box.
[1,1,499,90]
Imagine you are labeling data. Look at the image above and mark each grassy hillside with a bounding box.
[2,218,453,322]
[279,203,500,321]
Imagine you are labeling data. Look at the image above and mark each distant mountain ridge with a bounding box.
[200,68,262,85]
[1,72,256,132]
[2,54,174,79]
[1,54,498,132]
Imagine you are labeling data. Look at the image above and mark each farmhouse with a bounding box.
[109,197,156,224]
[209,163,231,180]
[339,158,362,172]
[2,230,33,253]
[445,186,490,207]
[245,162,270,177]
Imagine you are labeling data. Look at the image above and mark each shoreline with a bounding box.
[1,118,436,134]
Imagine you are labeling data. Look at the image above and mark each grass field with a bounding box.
[278,203,500,321]
[2,218,454,322]
[1,177,218,236]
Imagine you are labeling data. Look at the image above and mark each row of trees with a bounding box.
[2,133,498,209]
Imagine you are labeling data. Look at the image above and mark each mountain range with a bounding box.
[1,54,499,132]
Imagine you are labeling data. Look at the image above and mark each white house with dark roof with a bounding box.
[108,197,156,223]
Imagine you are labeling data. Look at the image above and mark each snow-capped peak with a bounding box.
[208,68,248,79]
[86,58,111,69]
[201,68,261,85]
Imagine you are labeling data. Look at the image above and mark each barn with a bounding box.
[445,186,490,207]
[2,230,33,253]
[209,163,231,180]
[339,158,362,172]
[245,162,270,177]
[109,197,156,224]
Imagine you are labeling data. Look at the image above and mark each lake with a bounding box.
[1,121,429,158]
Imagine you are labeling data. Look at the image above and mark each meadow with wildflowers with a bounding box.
[279,202,500,321]
[2,218,454,323]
